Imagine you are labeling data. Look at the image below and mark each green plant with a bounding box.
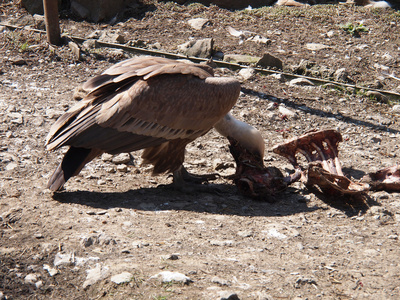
[340,22,368,36]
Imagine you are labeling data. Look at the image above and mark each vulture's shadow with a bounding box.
[52,179,372,217]
[52,183,321,217]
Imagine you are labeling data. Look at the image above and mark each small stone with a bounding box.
[97,179,106,185]
[278,105,298,119]
[9,112,23,124]
[99,32,125,44]
[117,164,128,173]
[112,153,131,164]
[239,67,255,80]
[111,271,133,284]
[305,43,329,51]
[5,162,18,171]
[288,78,315,86]
[237,230,253,237]
[83,264,110,289]
[10,57,27,65]
[257,53,283,70]
[223,54,260,65]
[211,276,230,286]
[82,39,99,50]
[187,18,210,30]
[24,273,38,284]
[150,271,191,284]
[68,41,81,61]
[366,91,388,103]
[161,254,179,260]
[219,291,240,300]
[334,68,350,82]
[0,291,5,300]
[43,264,59,276]
[268,73,286,82]
[178,38,214,58]
[392,105,400,114]
[210,240,234,246]
[35,280,43,289]
[34,232,44,239]
[388,235,398,240]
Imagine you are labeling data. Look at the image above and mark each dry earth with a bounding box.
[1,1,400,299]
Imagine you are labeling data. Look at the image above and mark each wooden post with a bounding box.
[43,0,61,45]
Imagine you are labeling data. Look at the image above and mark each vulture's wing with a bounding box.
[46,57,240,155]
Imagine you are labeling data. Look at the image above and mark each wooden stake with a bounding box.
[43,0,61,45]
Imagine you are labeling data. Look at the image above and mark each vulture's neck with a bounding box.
[214,113,265,158]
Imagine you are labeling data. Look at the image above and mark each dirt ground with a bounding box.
[1,1,400,299]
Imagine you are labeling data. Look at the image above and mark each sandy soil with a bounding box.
[1,1,400,299]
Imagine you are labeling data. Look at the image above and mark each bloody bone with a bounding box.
[361,164,400,192]
[228,137,300,201]
[272,129,369,195]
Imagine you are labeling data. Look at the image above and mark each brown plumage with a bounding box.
[45,56,242,191]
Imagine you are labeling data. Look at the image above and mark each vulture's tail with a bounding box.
[47,147,103,191]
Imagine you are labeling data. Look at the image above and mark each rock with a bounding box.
[112,153,131,164]
[33,14,45,30]
[54,252,75,267]
[294,277,317,288]
[392,104,400,114]
[305,43,329,51]
[333,68,351,82]
[161,254,179,260]
[219,291,240,300]
[288,78,315,86]
[10,58,27,66]
[82,39,99,50]
[257,53,283,69]
[210,240,234,246]
[150,271,191,284]
[247,35,271,45]
[278,105,298,119]
[111,272,133,284]
[366,91,388,103]
[268,73,286,82]
[187,18,210,30]
[101,153,114,162]
[0,291,4,300]
[178,38,214,58]
[223,54,260,65]
[83,264,110,289]
[9,112,23,124]
[117,164,128,173]
[211,276,230,286]
[238,68,255,80]
[5,162,18,171]
[35,281,43,288]
[68,41,81,61]
[99,31,125,44]
[24,273,38,284]
[237,230,253,237]
[43,264,59,276]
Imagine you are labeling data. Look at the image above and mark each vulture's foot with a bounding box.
[272,129,369,196]
[361,164,400,192]
[170,166,222,195]
[228,137,299,201]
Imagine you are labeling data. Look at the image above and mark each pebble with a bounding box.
[5,162,18,171]
[392,104,400,114]
[219,291,240,300]
[210,240,234,246]
[187,18,210,30]
[0,291,4,300]
[83,264,110,288]
[24,273,38,284]
[111,272,133,284]
[305,43,329,51]
[112,153,131,164]
[288,78,315,86]
[211,276,230,286]
[161,254,179,260]
[117,164,128,173]
[257,53,283,70]
[237,230,253,237]
[178,38,214,58]
[366,91,388,103]
[150,271,191,284]
[239,68,255,80]
[43,264,59,276]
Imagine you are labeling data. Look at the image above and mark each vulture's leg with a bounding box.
[171,165,220,193]
[173,165,217,184]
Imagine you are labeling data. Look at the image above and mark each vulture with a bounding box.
[45,56,264,191]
